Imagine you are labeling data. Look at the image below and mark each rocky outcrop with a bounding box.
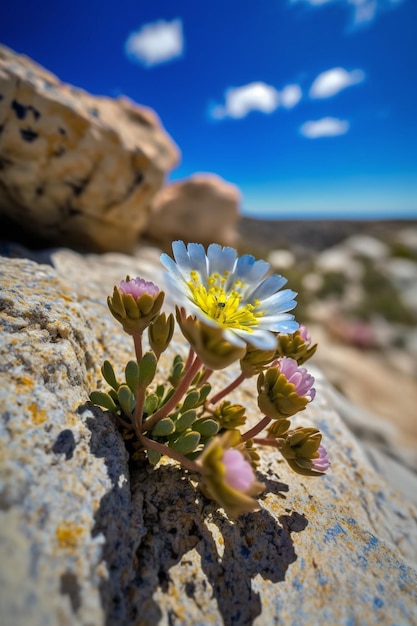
[0,45,180,252]
[1,249,417,626]
[146,173,240,247]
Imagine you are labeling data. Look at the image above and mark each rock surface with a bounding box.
[146,173,240,247]
[0,45,180,253]
[1,249,417,626]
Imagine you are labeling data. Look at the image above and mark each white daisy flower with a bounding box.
[160,241,298,350]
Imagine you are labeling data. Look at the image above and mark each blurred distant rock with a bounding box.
[0,45,180,252]
[262,221,417,456]
[237,217,417,258]
[146,173,239,247]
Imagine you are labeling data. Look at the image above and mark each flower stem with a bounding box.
[142,354,203,431]
[209,372,246,405]
[139,434,202,473]
[198,367,213,387]
[252,437,281,447]
[241,416,272,442]
[132,386,145,437]
[133,332,143,363]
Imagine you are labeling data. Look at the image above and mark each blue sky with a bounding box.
[1,0,416,219]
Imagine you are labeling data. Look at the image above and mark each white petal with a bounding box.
[233,328,278,350]
[275,320,299,334]
[257,314,297,332]
[233,255,270,286]
[221,327,247,348]
[207,244,237,276]
[187,243,208,283]
[260,291,298,315]
[172,241,190,272]
[245,274,288,302]
[160,254,189,287]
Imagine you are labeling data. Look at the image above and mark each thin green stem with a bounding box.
[142,354,203,431]
[209,372,246,405]
[139,434,202,473]
[241,415,272,442]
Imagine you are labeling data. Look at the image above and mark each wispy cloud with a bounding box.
[310,67,365,98]
[300,117,349,137]
[125,19,184,67]
[211,82,280,119]
[211,82,303,119]
[290,0,405,28]
[280,84,303,108]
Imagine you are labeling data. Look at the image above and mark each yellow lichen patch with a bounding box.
[59,293,74,303]
[65,411,78,426]
[56,522,84,550]
[15,375,35,390]
[28,402,47,425]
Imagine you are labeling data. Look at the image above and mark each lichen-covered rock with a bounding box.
[1,251,417,626]
[146,173,240,247]
[0,45,180,252]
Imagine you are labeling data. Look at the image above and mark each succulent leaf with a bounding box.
[170,431,201,455]
[125,360,140,393]
[152,417,176,437]
[101,360,119,390]
[90,391,118,412]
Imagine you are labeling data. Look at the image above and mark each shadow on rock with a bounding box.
[83,403,143,625]
[127,465,308,626]
[85,403,309,626]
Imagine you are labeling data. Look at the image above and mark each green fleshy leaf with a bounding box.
[117,384,135,415]
[138,352,157,387]
[144,393,159,415]
[125,360,140,393]
[147,448,162,466]
[89,391,118,412]
[175,409,197,433]
[169,361,184,387]
[181,390,200,412]
[162,387,175,406]
[197,384,212,406]
[108,388,119,403]
[101,360,119,390]
[193,418,219,437]
[170,431,201,455]
[156,385,165,400]
[152,417,176,437]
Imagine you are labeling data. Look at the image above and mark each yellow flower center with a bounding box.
[187,271,262,332]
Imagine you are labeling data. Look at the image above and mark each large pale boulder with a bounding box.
[146,173,240,247]
[0,45,180,252]
[1,249,417,626]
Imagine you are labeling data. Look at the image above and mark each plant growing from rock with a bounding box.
[90,241,329,518]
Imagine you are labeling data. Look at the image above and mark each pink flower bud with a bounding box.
[223,449,256,492]
[298,324,311,343]
[312,445,330,472]
[119,277,159,300]
[279,357,316,401]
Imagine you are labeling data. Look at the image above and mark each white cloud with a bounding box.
[280,84,303,108]
[125,19,184,67]
[309,67,365,98]
[212,82,280,119]
[300,117,349,138]
[290,0,404,27]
